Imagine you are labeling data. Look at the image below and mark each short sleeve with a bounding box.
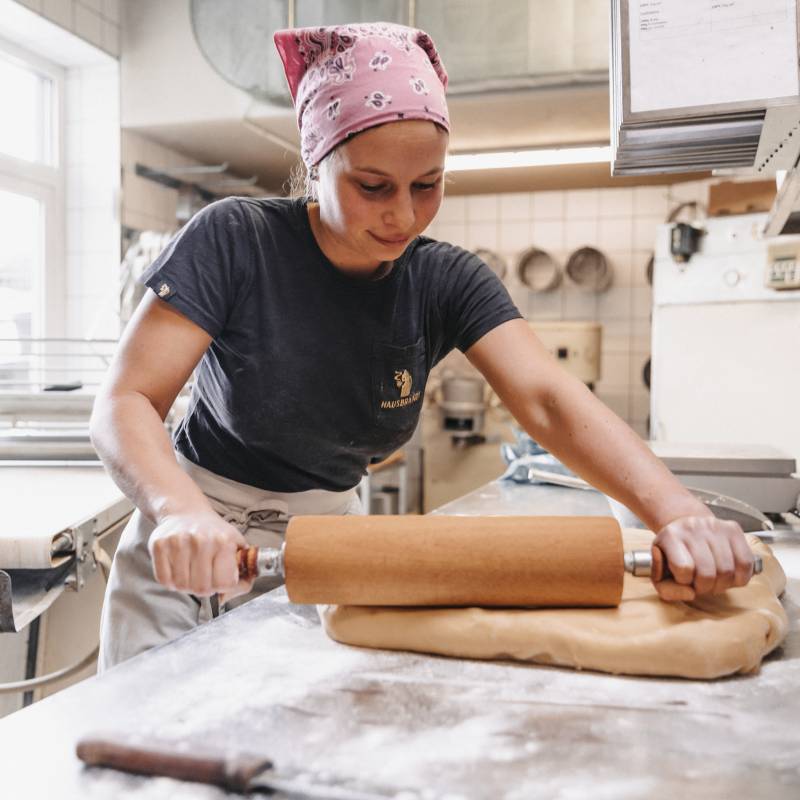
[142,198,253,338]
[435,246,523,353]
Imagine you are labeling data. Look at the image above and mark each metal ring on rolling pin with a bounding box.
[516,247,562,292]
[472,248,507,281]
[565,246,613,292]
[237,545,284,581]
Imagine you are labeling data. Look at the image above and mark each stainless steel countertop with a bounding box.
[1,481,799,799]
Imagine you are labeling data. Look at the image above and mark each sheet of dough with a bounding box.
[320,531,788,680]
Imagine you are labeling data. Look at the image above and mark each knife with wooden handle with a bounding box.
[76,735,393,799]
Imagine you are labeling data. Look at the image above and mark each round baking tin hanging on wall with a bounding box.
[516,247,562,293]
[565,246,613,292]
[472,248,508,281]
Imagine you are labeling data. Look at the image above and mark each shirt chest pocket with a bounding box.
[371,339,427,433]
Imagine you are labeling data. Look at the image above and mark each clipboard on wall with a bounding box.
[611,0,800,175]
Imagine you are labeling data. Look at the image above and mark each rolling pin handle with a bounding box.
[237,544,285,581]
[624,550,763,580]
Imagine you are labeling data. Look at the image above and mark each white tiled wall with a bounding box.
[64,61,120,339]
[425,179,711,437]
[15,0,121,56]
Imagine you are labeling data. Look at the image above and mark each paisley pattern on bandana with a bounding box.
[300,127,323,165]
[415,32,445,76]
[325,98,341,120]
[365,91,392,109]
[409,77,429,95]
[274,23,450,167]
[324,50,356,83]
[295,28,356,66]
[369,50,392,71]
[389,33,413,53]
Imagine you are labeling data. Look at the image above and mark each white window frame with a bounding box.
[0,35,65,339]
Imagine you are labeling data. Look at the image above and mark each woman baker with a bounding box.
[93,22,756,669]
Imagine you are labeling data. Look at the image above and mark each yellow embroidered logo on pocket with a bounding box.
[394,369,412,398]
[380,368,421,410]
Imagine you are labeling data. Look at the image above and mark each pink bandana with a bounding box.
[274,23,450,168]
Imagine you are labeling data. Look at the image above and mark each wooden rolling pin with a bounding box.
[238,515,625,608]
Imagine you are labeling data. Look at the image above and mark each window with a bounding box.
[0,189,42,337]
[0,40,63,348]
[0,52,55,166]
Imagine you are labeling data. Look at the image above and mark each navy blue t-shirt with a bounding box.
[143,197,521,492]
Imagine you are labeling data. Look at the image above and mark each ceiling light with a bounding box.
[445,145,612,172]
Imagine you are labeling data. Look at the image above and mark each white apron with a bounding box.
[98,453,362,671]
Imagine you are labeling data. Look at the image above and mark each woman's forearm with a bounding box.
[468,321,752,599]
[90,391,214,524]
[519,377,709,532]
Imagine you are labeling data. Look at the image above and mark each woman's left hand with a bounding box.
[651,515,756,602]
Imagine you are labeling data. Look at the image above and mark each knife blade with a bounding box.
[76,735,394,799]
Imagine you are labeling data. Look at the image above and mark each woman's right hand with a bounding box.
[148,511,253,598]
